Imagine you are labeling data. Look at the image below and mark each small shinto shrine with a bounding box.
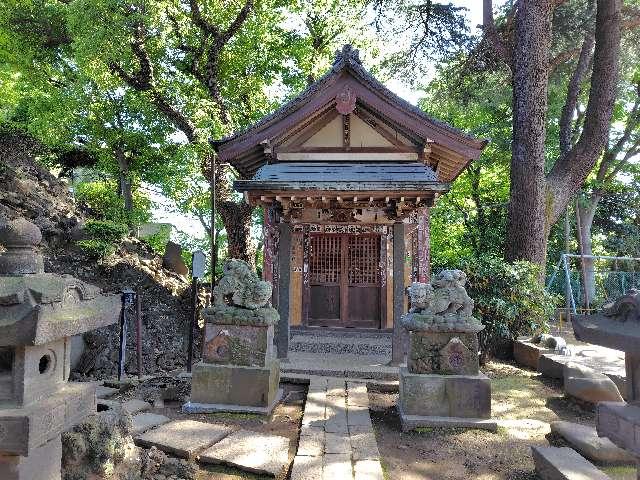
[214,45,487,361]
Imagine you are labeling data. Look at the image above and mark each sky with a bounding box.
[149,1,484,241]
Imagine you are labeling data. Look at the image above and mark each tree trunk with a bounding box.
[505,0,552,266]
[115,147,134,212]
[218,200,255,267]
[576,192,601,306]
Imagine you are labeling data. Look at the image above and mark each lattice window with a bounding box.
[310,235,341,284]
[348,236,381,285]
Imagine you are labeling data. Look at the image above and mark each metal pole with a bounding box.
[187,276,198,373]
[210,152,217,296]
[118,288,134,381]
[136,287,143,380]
[575,198,590,312]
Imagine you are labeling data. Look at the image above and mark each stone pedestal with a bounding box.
[183,259,282,415]
[398,271,496,432]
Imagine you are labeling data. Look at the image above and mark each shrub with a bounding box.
[77,220,128,259]
[84,220,129,243]
[76,239,116,258]
[454,255,557,359]
[74,181,152,227]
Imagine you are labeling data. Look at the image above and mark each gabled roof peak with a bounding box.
[332,44,362,70]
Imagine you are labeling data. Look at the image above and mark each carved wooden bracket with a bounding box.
[335,87,356,115]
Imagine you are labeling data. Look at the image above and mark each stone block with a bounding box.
[565,376,624,404]
[189,359,280,409]
[399,414,497,432]
[531,446,611,480]
[408,331,479,375]
[399,369,448,417]
[347,405,372,427]
[131,413,171,435]
[446,374,491,419]
[324,432,351,454]
[354,459,384,480]
[538,354,567,379]
[199,429,290,476]
[202,323,274,367]
[135,419,231,458]
[322,453,351,480]
[550,421,636,465]
[349,427,379,461]
[597,402,640,457]
[0,382,94,456]
[513,338,552,370]
[291,454,322,480]
[297,427,324,456]
[0,436,61,480]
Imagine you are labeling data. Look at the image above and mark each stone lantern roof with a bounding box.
[0,218,120,346]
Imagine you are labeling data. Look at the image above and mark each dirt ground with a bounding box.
[369,361,638,480]
[115,379,306,480]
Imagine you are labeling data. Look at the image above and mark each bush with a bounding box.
[76,239,116,258]
[84,220,129,243]
[77,220,128,259]
[454,255,556,359]
[74,181,152,227]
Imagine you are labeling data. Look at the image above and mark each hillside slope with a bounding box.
[0,128,199,378]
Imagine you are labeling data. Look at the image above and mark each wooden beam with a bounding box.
[355,109,412,149]
[276,151,419,161]
[287,108,340,149]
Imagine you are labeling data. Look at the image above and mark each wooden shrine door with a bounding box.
[307,233,382,328]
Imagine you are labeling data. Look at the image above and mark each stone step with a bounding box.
[531,446,611,480]
[290,328,392,340]
[282,363,398,381]
[289,339,392,356]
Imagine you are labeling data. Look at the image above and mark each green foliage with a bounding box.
[74,181,152,226]
[83,219,129,242]
[454,255,556,358]
[142,224,172,256]
[76,219,128,259]
[76,239,116,258]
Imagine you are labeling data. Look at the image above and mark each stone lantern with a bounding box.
[398,270,496,431]
[572,290,640,476]
[0,218,120,480]
[183,259,282,414]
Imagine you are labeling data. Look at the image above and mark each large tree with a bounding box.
[483,0,626,266]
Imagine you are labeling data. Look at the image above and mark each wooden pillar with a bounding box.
[417,207,431,282]
[276,221,292,359]
[263,207,274,283]
[392,222,407,365]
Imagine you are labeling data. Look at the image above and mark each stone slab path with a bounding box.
[131,412,171,435]
[291,377,384,480]
[199,429,290,476]
[135,419,231,458]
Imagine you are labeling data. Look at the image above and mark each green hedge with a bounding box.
[454,255,556,359]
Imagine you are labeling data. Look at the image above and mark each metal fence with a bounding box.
[546,254,640,314]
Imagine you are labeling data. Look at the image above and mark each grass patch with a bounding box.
[207,412,263,421]
[601,465,638,480]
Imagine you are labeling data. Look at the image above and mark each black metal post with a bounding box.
[136,287,143,379]
[118,287,135,381]
[187,277,198,373]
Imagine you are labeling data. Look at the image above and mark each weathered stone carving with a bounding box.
[402,270,483,333]
[399,269,495,432]
[212,259,273,310]
[184,259,281,415]
[0,218,119,480]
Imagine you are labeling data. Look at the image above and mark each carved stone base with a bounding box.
[398,412,497,432]
[0,436,61,480]
[407,331,479,375]
[399,368,493,428]
[187,359,280,412]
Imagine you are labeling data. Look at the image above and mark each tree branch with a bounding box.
[558,35,594,155]
[216,0,254,48]
[546,0,622,225]
[481,0,513,68]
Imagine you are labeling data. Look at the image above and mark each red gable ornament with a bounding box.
[335,87,357,115]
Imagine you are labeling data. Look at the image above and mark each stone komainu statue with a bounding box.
[404,269,482,333]
[212,259,272,310]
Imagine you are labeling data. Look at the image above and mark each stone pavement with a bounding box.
[291,377,384,480]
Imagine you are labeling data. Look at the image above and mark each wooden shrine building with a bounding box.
[214,45,487,363]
